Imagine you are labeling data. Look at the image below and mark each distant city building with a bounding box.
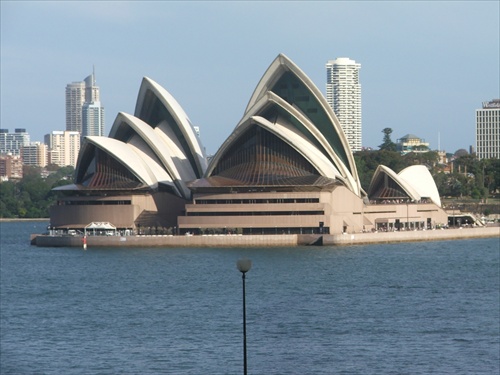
[437,151,448,165]
[44,131,80,167]
[0,128,30,156]
[396,134,430,155]
[66,69,104,137]
[65,82,85,133]
[326,57,362,152]
[476,99,500,159]
[21,142,48,167]
[82,101,105,137]
[84,72,100,103]
[0,154,23,181]
[82,71,105,138]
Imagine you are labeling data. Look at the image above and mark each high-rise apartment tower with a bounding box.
[326,57,362,152]
[476,99,500,159]
[65,68,104,137]
[65,82,85,133]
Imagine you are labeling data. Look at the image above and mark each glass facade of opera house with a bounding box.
[50,54,449,235]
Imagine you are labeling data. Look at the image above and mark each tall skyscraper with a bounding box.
[65,69,104,137]
[65,82,85,133]
[326,57,362,152]
[476,99,500,159]
[84,71,100,103]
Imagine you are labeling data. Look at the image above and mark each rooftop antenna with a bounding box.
[93,64,96,85]
[438,131,440,152]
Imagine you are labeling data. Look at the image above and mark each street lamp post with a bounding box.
[237,258,252,375]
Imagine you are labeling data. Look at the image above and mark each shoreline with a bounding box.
[32,226,499,248]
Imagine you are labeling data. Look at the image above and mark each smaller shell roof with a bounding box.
[368,165,421,202]
[398,165,441,206]
[367,164,442,207]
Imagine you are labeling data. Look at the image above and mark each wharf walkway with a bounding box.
[32,226,499,248]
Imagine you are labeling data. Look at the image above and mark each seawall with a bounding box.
[322,227,499,246]
[32,227,499,248]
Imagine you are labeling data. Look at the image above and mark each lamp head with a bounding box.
[237,258,252,273]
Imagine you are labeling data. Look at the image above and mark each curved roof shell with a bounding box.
[70,78,207,199]
[202,54,361,196]
[75,136,157,189]
[134,77,207,178]
[367,165,421,201]
[367,164,441,207]
[244,54,359,186]
[108,112,196,198]
[398,165,441,206]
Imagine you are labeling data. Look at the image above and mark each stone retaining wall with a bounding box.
[323,227,499,246]
[33,227,498,248]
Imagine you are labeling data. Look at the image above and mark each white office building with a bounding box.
[326,57,362,152]
[45,131,81,167]
[476,99,500,159]
[83,101,105,137]
[0,128,30,156]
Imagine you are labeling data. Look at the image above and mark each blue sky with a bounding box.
[1,1,498,156]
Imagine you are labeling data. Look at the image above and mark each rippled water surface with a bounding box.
[1,221,499,374]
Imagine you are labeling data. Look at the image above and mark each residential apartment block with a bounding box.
[326,57,362,152]
[21,142,48,167]
[0,154,23,180]
[44,131,81,167]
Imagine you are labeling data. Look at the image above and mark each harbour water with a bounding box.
[1,221,499,374]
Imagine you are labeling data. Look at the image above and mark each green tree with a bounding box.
[354,149,404,190]
[0,181,17,218]
[0,165,75,218]
[379,128,397,151]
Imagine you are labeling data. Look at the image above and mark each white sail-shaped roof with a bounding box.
[243,54,359,190]
[109,112,194,198]
[398,165,442,206]
[202,54,361,196]
[134,77,207,178]
[83,137,157,187]
[68,76,210,199]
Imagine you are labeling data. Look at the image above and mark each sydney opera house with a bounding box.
[50,54,448,236]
